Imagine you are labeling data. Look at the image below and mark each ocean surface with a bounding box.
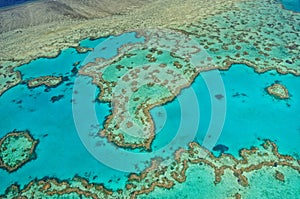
[0,32,299,197]
[0,0,35,8]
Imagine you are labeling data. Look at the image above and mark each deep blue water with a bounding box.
[0,0,35,8]
[0,33,299,195]
[280,0,300,12]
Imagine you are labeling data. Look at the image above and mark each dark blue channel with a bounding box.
[280,0,300,12]
[0,0,35,8]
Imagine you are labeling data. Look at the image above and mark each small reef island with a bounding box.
[0,131,38,172]
[266,83,290,99]
[27,75,63,88]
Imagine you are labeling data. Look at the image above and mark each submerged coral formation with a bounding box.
[0,131,38,172]
[177,0,300,75]
[2,140,299,198]
[27,75,63,88]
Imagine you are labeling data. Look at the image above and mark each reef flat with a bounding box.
[2,141,299,198]
[0,0,299,97]
[0,131,38,173]
[178,0,300,75]
[266,83,290,99]
[3,0,299,96]
[80,29,215,149]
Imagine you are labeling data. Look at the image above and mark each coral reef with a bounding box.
[0,131,38,172]
[80,29,215,149]
[2,140,299,198]
[177,0,300,75]
[27,76,62,88]
[266,83,289,99]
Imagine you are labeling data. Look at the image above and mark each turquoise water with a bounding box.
[153,64,300,159]
[0,33,146,193]
[216,65,300,158]
[0,38,127,192]
[0,33,300,196]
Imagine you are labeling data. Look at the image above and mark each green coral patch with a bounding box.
[0,131,38,172]
[129,84,172,126]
